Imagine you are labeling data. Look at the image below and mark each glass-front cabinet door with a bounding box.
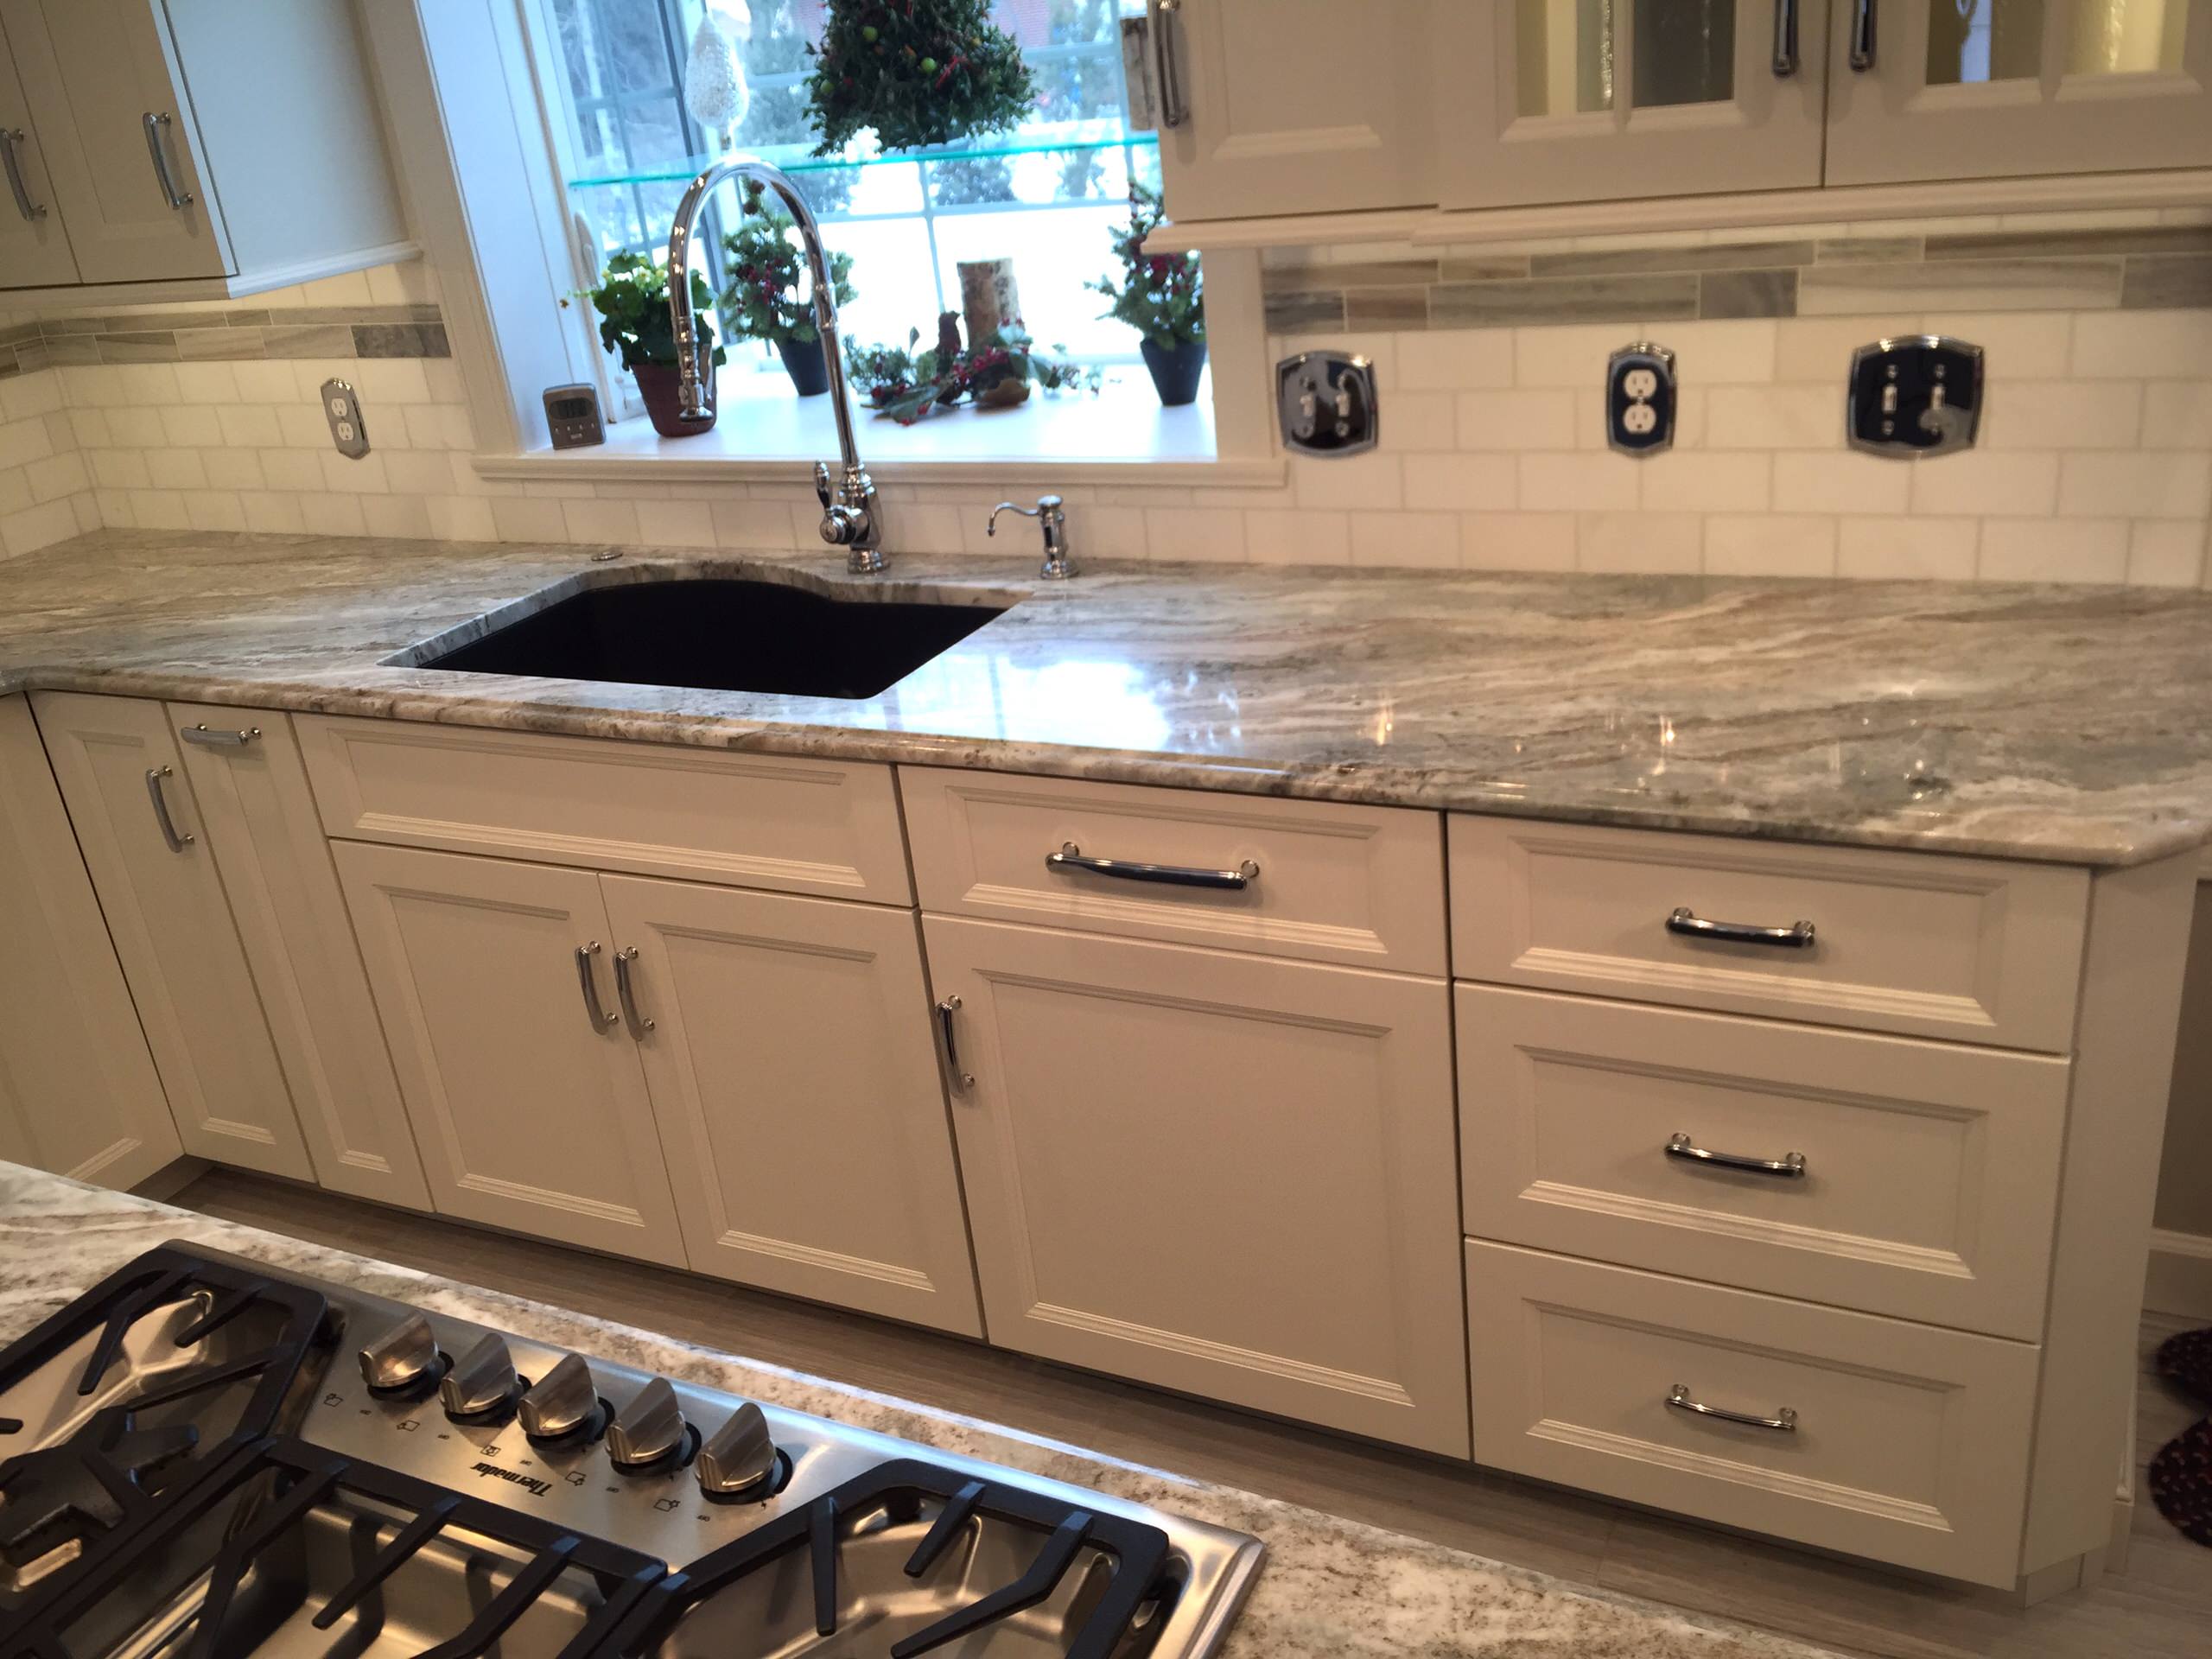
[1826,0,2212,183]
[1438,1,1830,208]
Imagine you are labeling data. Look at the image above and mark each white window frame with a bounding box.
[359,0,1277,489]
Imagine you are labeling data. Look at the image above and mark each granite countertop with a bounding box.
[0,1161,1840,1658]
[3,526,2211,866]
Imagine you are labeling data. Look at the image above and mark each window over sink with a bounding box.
[532,0,1179,416]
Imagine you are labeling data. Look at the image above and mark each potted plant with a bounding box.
[579,251,725,438]
[719,183,858,397]
[1090,183,1205,406]
[804,0,1034,155]
[845,319,1097,426]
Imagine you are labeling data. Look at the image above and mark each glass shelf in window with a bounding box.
[566,120,1159,190]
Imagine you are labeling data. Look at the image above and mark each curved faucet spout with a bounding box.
[665,156,885,573]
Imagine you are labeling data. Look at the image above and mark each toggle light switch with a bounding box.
[1847,336,1982,458]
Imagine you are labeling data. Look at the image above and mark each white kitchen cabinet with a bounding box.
[924,914,1469,1456]
[1435,1,1831,208]
[0,27,76,288]
[333,842,687,1268]
[31,691,314,1181]
[1154,0,1441,221]
[1825,0,2212,186]
[169,704,430,1211]
[0,696,178,1187]
[0,0,404,293]
[601,875,981,1335]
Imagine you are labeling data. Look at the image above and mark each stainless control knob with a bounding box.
[606,1376,687,1469]
[696,1402,778,1498]
[518,1353,602,1441]
[439,1332,521,1420]
[358,1311,440,1392]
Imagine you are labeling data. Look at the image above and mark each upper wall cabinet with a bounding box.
[1437,1,1831,208]
[1824,0,2212,185]
[1155,0,1440,220]
[0,0,405,295]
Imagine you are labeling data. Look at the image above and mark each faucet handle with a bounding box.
[987,495,1075,581]
[813,461,835,511]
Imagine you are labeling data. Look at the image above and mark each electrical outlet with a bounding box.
[320,378,370,459]
[1606,344,1675,455]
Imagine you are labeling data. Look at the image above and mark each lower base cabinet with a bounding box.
[334,840,982,1333]
[924,913,1470,1456]
[1465,1238,2041,1587]
[334,842,690,1265]
[0,696,180,1185]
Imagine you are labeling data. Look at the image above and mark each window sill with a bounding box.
[474,372,1281,490]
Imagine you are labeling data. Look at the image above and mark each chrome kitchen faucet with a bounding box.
[665,156,886,575]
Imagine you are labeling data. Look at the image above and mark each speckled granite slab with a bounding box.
[3,526,2211,866]
[0,1161,1841,1658]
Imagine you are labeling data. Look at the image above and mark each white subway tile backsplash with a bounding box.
[1456,390,1576,451]
[1577,510,1701,573]
[1706,386,1842,450]
[1351,511,1458,568]
[1523,451,1637,511]
[1389,329,1512,391]
[1640,451,1770,512]
[1459,512,1576,571]
[1247,506,1346,564]
[1404,453,1516,511]
[1979,517,2129,582]
[1980,381,2142,450]
[2128,521,2209,587]
[1290,450,1402,510]
[1910,450,2061,517]
[1837,517,1980,580]
[2058,453,2212,519]
[1705,514,1838,577]
[2072,311,2212,378]
[1775,450,1910,515]
[1145,506,1248,563]
[2144,382,2212,448]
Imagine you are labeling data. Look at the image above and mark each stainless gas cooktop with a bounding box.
[0,1243,1264,1658]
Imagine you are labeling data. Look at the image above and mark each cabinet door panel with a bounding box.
[170,705,429,1211]
[1158,0,1439,219]
[334,842,685,1266]
[1826,0,2212,185]
[0,0,229,283]
[1438,2,1829,208]
[32,691,310,1179]
[926,915,1468,1455]
[0,697,177,1185]
[0,21,78,288]
[602,875,981,1334]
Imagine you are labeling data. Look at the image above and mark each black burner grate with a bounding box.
[0,1246,330,1625]
[613,1458,1179,1659]
[0,1437,668,1659]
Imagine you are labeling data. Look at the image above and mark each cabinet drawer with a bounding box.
[1466,1241,2038,1586]
[1449,817,2087,1051]
[902,767,1446,973]
[1458,985,2067,1338]
[299,716,910,904]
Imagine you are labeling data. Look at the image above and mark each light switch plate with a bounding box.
[320,378,370,459]
[1276,350,1377,457]
[1847,336,1982,458]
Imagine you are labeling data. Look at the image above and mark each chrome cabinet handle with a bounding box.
[144,766,193,852]
[1146,0,1186,128]
[1668,1384,1798,1433]
[1771,0,1799,76]
[1666,906,1815,949]
[1667,1133,1807,1179]
[142,111,194,209]
[935,995,974,1092]
[0,129,44,222]
[180,722,261,748]
[613,945,655,1039]
[575,942,617,1033]
[1046,842,1259,892]
[1848,0,1876,71]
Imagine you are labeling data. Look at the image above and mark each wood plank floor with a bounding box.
[177,1167,2212,1659]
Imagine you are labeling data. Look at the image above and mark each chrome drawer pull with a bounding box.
[141,111,194,209]
[144,766,194,852]
[1046,842,1259,892]
[935,995,974,1092]
[575,942,617,1033]
[1668,1384,1797,1433]
[1771,0,1799,76]
[180,723,261,748]
[613,945,655,1039]
[1666,906,1815,948]
[1848,0,1876,71]
[1667,1133,1807,1179]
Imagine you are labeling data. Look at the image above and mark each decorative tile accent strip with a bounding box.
[1262,226,2212,333]
[0,303,450,375]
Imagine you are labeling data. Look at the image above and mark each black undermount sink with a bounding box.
[416,577,1007,700]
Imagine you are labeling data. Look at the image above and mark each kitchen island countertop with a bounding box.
[3,526,2209,866]
[0,1160,1840,1658]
